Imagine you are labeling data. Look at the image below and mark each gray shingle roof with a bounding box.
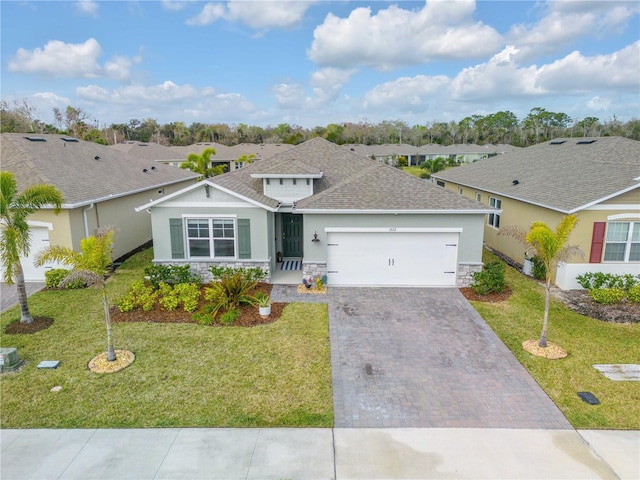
[210,137,490,212]
[109,141,184,161]
[433,137,640,213]
[2,133,199,207]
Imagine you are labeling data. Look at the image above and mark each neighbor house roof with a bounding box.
[433,137,640,213]
[1,133,199,208]
[206,137,493,213]
[109,141,184,161]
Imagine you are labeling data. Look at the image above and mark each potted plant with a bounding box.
[255,292,271,317]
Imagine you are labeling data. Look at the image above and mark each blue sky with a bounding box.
[2,1,639,129]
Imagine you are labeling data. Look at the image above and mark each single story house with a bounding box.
[137,137,496,287]
[1,133,199,281]
[433,137,640,290]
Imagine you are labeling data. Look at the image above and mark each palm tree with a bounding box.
[420,157,446,174]
[0,172,64,324]
[501,215,583,347]
[180,147,224,179]
[35,226,119,361]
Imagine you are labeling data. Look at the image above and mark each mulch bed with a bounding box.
[110,282,288,327]
[4,316,54,334]
[551,288,640,324]
[459,287,512,303]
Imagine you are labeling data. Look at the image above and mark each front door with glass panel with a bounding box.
[281,213,302,257]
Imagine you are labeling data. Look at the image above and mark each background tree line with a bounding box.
[2,99,639,147]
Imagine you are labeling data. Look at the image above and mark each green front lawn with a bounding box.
[0,249,333,428]
[473,251,640,430]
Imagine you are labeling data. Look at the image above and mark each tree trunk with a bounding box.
[16,264,34,324]
[539,280,551,348]
[102,285,116,362]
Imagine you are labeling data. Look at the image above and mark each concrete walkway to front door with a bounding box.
[327,287,572,429]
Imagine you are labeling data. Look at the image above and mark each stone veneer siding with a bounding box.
[304,262,481,287]
[154,260,271,283]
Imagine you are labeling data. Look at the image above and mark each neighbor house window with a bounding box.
[186,218,235,258]
[488,197,502,228]
[603,222,640,262]
[458,187,463,195]
[476,193,482,202]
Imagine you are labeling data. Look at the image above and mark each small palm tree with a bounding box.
[35,226,119,361]
[180,147,225,179]
[0,172,64,324]
[420,157,446,174]
[501,215,583,347]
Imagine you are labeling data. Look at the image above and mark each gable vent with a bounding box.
[60,137,78,142]
[576,139,597,145]
[24,136,46,142]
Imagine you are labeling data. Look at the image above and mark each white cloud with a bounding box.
[535,41,640,92]
[507,1,640,62]
[449,41,640,102]
[76,0,98,17]
[8,38,140,80]
[272,83,306,109]
[186,3,225,25]
[586,96,611,112]
[307,0,502,71]
[77,81,216,104]
[308,68,356,106]
[187,1,312,29]
[363,75,450,112]
[162,1,188,11]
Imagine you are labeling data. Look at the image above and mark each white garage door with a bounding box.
[0,223,55,282]
[326,228,460,286]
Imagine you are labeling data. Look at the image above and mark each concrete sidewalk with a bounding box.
[1,427,638,479]
[1,282,45,313]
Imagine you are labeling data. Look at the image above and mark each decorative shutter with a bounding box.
[169,218,185,259]
[589,222,606,263]
[237,219,251,259]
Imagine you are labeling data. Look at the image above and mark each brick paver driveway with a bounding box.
[329,287,571,429]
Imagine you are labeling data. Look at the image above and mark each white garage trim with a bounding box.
[325,227,463,233]
[26,221,54,230]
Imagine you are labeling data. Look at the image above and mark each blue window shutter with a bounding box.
[238,219,251,259]
[169,218,185,259]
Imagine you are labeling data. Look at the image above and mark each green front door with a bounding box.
[282,213,303,257]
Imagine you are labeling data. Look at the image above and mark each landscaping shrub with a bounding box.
[220,308,240,325]
[45,268,86,289]
[419,171,431,179]
[589,288,626,305]
[628,285,640,303]
[117,280,158,312]
[204,269,259,317]
[471,261,506,295]
[144,264,202,289]
[174,283,201,312]
[531,255,546,281]
[210,266,266,283]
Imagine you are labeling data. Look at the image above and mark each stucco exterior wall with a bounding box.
[150,205,270,261]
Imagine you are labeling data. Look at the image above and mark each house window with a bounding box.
[186,218,235,258]
[436,181,445,187]
[603,222,640,262]
[488,197,501,228]
[293,178,297,185]
[458,187,463,195]
[476,193,481,202]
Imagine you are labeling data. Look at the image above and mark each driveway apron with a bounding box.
[328,287,571,429]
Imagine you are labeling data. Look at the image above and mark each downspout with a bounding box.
[83,203,95,238]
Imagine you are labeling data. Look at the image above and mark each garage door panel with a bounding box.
[327,231,459,287]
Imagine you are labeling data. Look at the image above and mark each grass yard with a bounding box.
[0,249,333,428]
[472,251,640,430]
[402,166,424,177]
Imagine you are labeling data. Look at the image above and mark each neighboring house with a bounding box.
[1,133,199,281]
[433,137,640,290]
[168,142,295,172]
[110,141,185,167]
[137,137,496,287]
[342,143,520,166]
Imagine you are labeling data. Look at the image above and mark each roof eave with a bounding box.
[293,208,496,215]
